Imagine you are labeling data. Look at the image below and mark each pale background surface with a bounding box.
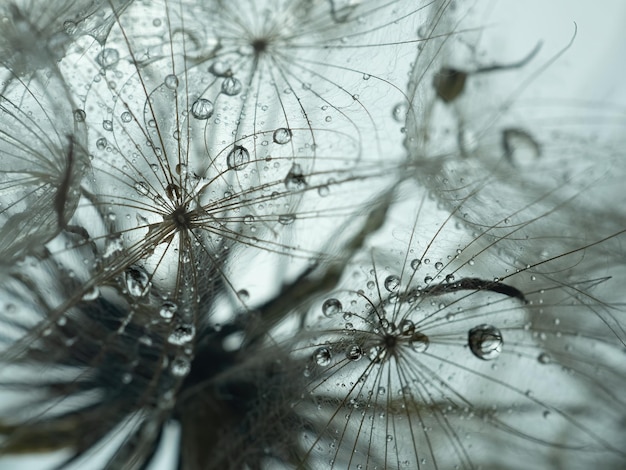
[0,1,623,469]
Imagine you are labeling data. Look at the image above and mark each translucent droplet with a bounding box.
[399,319,415,336]
[284,163,307,190]
[538,353,551,364]
[103,120,113,131]
[191,98,214,120]
[346,344,362,361]
[313,347,332,366]
[434,261,443,270]
[392,103,408,122]
[97,48,119,68]
[237,289,250,301]
[134,181,149,195]
[125,266,151,297]
[96,137,107,150]
[221,77,242,95]
[322,298,342,317]
[226,145,250,170]
[209,61,229,76]
[384,275,400,293]
[409,332,429,353]
[273,127,292,144]
[168,323,196,345]
[278,214,296,225]
[73,109,86,122]
[368,345,387,362]
[170,355,191,377]
[82,286,100,301]
[159,301,178,320]
[410,259,421,270]
[121,111,132,123]
[164,74,179,89]
[468,324,503,360]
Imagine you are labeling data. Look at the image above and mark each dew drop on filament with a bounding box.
[468,324,503,360]
[226,145,250,170]
[322,298,342,317]
[191,98,214,120]
[273,127,292,144]
[313,347,332,366]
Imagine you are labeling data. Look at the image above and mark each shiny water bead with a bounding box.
[313,347,332,366]
[468,324,503,360]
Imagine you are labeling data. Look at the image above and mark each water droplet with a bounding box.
[237,289,250,301]
[284,163,307,190]
[96,137,107,150]
[322,298,342,317]
[164,74,179,89]
[399,319,415,336]
[409,332,429,353]
[434,261,443,270]
[313,347,332,366]
[121,111,132,123]
[191,98,214,120]
[538,353,551,364]
[103,120,113,131]
[73,109,86,122]
[368,345,387,362]
[168,323,196,345]
[96,48,119,68]
[318,185,330,197]
[226,145,250,170]
[392,102,408,122]
[468,324,503,360]
[410,259,421,270]
[210,61,231,77]
[346,344,362,361]
[221,77,242,95]
[125,266,151,297]
[82,286,100,301]
[384,275,400,293]
[273,127,292,144]
[134,181,149,195]
[278,214,296,225]
[159,301,178,320]
[170,355,191,377]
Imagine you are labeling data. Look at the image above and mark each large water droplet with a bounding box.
[134,181,149,196]
[226,145,250,170]
[409,332,429,353]
[273,127,292,144]
[278,213,296,225]
[221,77,242,95]
[313,347,332,366]
[170,355,191,377]
[97,48,119,68]
[322,298,342,317]
[468,324,503,360]
[82,286,100,301]
[399,319,415,336]
[284,163,307,190]
[346,344,363,361]
[168,323,196,345]
[384,275,400,293]
[159,301,178,320]
[164,74,179,89]
[191,98,214,120]
[125,266,151,297]
[368,345,387,363]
